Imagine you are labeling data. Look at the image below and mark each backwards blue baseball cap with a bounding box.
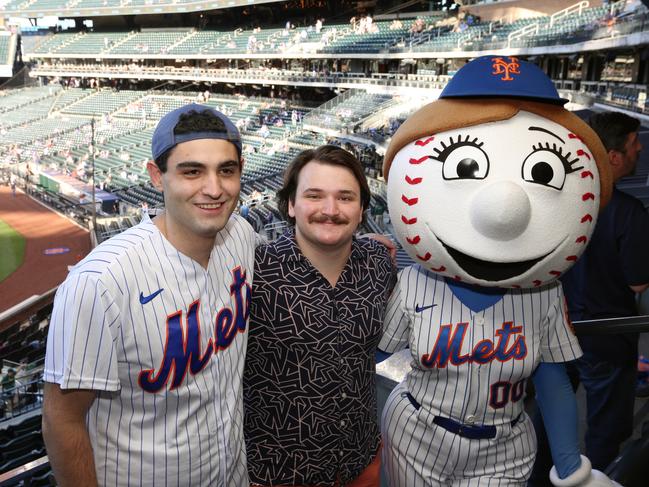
[151,103,242,161]
[440,55,569,106]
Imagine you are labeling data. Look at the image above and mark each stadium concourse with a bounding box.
[0,0,649,484]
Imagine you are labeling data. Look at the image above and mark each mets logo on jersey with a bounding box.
[138,267,251,393]
[421,321,527,368]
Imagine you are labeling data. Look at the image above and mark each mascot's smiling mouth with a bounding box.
[440,241,552,282]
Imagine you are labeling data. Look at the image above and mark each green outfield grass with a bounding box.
[0,218,26,283]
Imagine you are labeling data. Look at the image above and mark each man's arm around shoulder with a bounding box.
[42,382,99,487]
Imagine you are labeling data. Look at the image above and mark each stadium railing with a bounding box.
[0,454,49,486]
[302,89,394,133]
[509,5,649,49]
[1,375,44,422]
[27,64,450,92]
[554,79,649,116]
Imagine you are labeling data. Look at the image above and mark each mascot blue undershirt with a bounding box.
[377,56,620,486]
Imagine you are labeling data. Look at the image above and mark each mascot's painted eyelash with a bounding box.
[431,135,485,162]
[530,142,584,174]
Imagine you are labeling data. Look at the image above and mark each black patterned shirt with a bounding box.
[243,231,395,486]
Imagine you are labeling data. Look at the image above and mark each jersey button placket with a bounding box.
[465,315,480,421]
[474,314,484,376]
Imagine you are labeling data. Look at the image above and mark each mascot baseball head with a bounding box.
[384,56,613,288]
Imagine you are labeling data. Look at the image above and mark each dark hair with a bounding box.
[588,111,640,153]
[154,109,234,172]
[277,145,371,225]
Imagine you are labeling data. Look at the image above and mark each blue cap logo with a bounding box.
[491,56,521,81]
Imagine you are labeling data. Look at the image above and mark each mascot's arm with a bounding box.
[532,362,581,479]
[532,362,622,487]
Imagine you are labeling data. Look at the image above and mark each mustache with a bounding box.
[309,215,350,224]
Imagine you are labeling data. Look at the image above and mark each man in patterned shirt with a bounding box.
[243,145,395,486]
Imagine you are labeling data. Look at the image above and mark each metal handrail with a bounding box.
[0,456,49,486]
[1,377,43,422]
[572,315,649,335]
[550,0,590,27]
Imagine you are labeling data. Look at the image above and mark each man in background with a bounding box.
[531,111,649,484]
[562,111,649,469]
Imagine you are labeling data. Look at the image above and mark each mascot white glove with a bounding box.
[550,455,622,487]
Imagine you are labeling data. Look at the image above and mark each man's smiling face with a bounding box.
[388,110,601,288]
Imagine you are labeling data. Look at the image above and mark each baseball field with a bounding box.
[0,186,91,314]
[0,218,26,283]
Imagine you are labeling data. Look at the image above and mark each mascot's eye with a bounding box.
[433,136,489,181]
[522,143,581,190]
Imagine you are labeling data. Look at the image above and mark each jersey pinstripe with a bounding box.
[380,265,581,424]
[379,265,581,485]
[44,213,256,486]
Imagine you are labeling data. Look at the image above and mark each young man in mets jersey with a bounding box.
[379,56,619,486]
[42,104,255,486]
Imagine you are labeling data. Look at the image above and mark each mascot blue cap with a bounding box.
[440,55,569,106]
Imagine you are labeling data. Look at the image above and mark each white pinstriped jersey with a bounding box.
[44,213,255,486]
[379,265,582,426]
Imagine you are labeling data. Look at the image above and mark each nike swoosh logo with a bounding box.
[139,288,164,305]
[415,303,437,313]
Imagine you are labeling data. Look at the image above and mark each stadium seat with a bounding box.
[9,416,42,438]
[0,431,44,460]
